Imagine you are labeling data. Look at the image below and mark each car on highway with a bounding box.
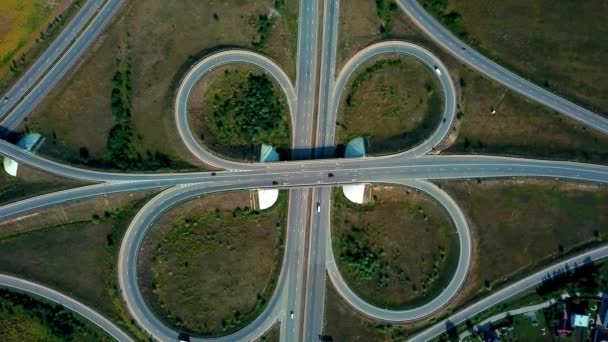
[317,202,321,213]
[2,97,8,104]
[433,66,441,76]
[290,310,294,319]
[178,333,190,342]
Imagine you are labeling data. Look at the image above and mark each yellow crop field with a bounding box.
[0,0,68,81]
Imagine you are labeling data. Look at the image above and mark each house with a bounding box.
[572,314,590,328]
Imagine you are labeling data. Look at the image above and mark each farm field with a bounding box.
[0,0,77,93]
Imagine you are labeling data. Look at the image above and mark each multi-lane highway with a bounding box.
[0,0,608,341]
[0,0,124,132]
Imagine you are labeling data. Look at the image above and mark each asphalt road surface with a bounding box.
[0,0,104,118]
[411,245,608,341]
[0,274,133,341]
[1,1,608,341]
[0,0,124,132]
[326,179,471,322]
[396,0,608,135]
[174,50,297,170]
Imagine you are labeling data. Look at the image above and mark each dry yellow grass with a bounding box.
[0,0,69,80]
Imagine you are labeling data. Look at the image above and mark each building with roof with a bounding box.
[572,314,590,328]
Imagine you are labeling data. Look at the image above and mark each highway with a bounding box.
[0,0,124,131]
[300,0,341,339]
[0,274,133,342]
[395,0,608,135]
[0,0,607,341]
[0,0,103,118]
[283,0,320,340]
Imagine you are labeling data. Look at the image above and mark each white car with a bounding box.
[2,97,8,104]
[290,310,294,319]
[317,202,321,213]
[433,66,441,76]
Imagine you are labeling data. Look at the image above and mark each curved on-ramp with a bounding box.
[0,274,133,342]
[326,179,471,322]
[331,41,457,159]
[118,184,289,342]
[174,50,297,170]
[395,0,608,135]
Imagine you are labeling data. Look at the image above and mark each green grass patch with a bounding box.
[418,0,467,39]
[274,0,298,51]
[149,192,287,336]
[0,196,154,341]
[332,186,459,309]
[200,69,290,160]
[252,15,273,52]
[0,1,85,93]
[339,57,443,155]
[375,0,399,37]
[0,288,113,342]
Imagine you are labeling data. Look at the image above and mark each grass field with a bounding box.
[0,193,155,341]
[337,57,443,155]
[419,0,608,116]
[325,180,608,339]
[259,324,280,342]
[138,191,286,336]
[323,283,408,341]
[189,66,291,161]
[332,185,458,309]
[0,0,76,93]
[338,0,608,163]
[26,0,298,170]
[0,165,84,206]
[337,0,430,71]
[0,288,113,342]
[447,65,608,164]
[438,179,608,297]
